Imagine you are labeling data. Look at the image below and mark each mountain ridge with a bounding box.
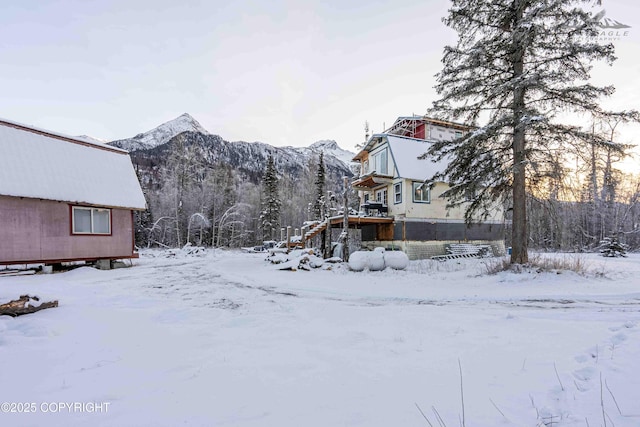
[107,113,355,168]
[110,113,210,152]
[108,114,357,174]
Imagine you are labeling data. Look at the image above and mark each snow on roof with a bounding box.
[0,120,147,210]
[386,135,449,181]
[0,117,127,152]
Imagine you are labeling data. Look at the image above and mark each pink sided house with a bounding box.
[0,118,147,266]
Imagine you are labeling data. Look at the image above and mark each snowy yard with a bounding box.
[1,250,639,427]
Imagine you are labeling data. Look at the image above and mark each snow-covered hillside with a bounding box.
[110,113,210,152]
[1,252,639,427]
[109,113,356,171]
[307,139,356,166]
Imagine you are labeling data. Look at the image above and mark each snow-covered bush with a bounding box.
[598,237,628,258]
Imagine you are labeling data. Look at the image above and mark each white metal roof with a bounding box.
[386,135,449,181]
[0,120,147,210]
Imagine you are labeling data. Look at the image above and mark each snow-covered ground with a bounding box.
[1,251,639,427]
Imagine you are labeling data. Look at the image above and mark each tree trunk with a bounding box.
[510,0,528,264]
[0,295,58,317]
[342,176,350,261]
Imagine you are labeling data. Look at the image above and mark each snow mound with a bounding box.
[267,249,330,271]
[348,251,369,272]
[368,248,385,271]
[348,248,409,271]
[384,251,409,270]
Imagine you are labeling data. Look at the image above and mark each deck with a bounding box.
[302,215,394,243]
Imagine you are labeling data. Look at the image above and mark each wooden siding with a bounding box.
[0,195,136,264]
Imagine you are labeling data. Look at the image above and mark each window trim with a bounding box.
[412,182,431,204]
[71,206,113,235]
[376,188,388,206]
[393,182,402,204]
[371,147,388,175]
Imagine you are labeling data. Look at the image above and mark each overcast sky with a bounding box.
[1,0,639,156]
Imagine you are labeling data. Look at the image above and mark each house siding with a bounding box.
[0,195,136,264]
[375,181,503,223]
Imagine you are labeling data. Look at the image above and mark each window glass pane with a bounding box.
[379,149,388,174]
[73,208,92,233]
[394,183,402,203]
[413,182,430,203]
[93,209,111,234]
[372,148,388,175]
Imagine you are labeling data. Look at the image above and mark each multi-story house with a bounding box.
[350,115,506,259]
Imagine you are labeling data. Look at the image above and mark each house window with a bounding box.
[372,148,388,175]
[412,182,431,203]
[72,206,111,234]
[393,182,402,204]
[376,189,388,206]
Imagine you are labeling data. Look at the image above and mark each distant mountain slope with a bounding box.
[110,113,210,152]
[132,131,354,185]
[109,114,356,184]
[306,140,356,166]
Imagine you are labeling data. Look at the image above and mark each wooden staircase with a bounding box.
[303,220,328,243]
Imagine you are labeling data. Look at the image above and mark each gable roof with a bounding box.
[0,119,146,210]
[386,135,448,181]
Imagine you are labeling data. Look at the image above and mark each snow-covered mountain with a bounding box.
[110,114,355,169]
[109,114,357,181]
[130,131,355,185]
[110,113,210,152]
[306,140,356,166]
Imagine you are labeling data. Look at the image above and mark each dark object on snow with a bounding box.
[598,237,628,258]
[0,295,59,317]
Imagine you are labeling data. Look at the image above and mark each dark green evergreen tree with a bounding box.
[312,152,326,220]
[425,0,638,264]
[598,236,627,257]
[260,154,281,241]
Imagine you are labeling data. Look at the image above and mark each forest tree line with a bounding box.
[523,120,640,252]
[132,136,356,249]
